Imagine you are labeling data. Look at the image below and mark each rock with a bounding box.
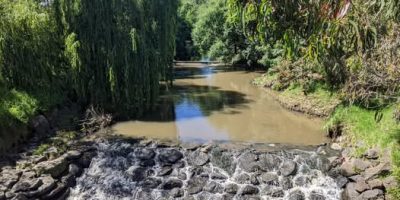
[0,169,21,190]
[161,179,183,190]
[259,172,279,185]
[68,164,82,177]
[349,175,365,182]
[158,149,183,165]
[141,178,162,189]
[0,191,4,200]
[235,174,250,184]
[200,144,213,153]
[181,143,200,150]
[225,183,238,194]
[309,191,326,200]
[258,154,281,171]
[61,174,76,187]
[280,177,293,190]
[139,159,155,167]
[170,188,184,198]
[204,181,223,194]
[65,150,82,160]
[355,180,370,193]
[241,185,259,195]
[288,190,305,200]
[135,148,155,160]
[158,167,173,176]
[188,151,209,166]
[335,175,349,188]
[187,177,208,194]
[342,182,360,200]
[126,166,146,182]
[367,179,383,189]
[78,151,96,168]
[351,158,372,171]
[364,162,391,180]
[29,115,52,138]
[34,156,68,178]
[12,177,42,193]
[11,193,28,200]
[24,175,56,197]
[382,176,398,190]
[356,189,384,200]
[365,149,379,159]
[210,149,236,175]
[250,175,259,185]
[294,176,310,187]
[331,143,343,151]
[178,171,187,180]
[279,160,297,176]
[210,172,227,180]
[340,161,357,177]
[238,152,259,172]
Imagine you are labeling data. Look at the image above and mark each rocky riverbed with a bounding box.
[1,137,398,200]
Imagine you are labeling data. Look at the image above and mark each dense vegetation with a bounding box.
[0,0,178,150]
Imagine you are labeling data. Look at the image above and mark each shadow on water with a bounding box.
[139,84,251,122]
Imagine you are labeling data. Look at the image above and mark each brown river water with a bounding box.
[111,63,328,145]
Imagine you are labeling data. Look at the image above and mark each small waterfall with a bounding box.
[68,140,342,200]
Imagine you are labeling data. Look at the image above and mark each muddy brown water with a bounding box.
[111,63,328,145]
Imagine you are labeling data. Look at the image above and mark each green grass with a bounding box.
[282,83,340,107]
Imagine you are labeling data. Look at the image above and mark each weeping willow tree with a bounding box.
[57,0,178,116]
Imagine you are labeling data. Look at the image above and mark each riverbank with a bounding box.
[254,72,400,199]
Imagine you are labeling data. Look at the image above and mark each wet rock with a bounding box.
[139,159,156,167]
[279,160,297,176]
[335,175,349,188]
[210,148,235,175]
[364,162,391,180]
[367,179,383,189]
[280,177,293,190]
[187,177,208,194]
[61,173,76,187]
[27,175,55,197]
[241,185,259,195]
[157,167,173,176]
[170,188,184,198]
[365,149,379,159]
[235,174,250,184]
[188,151,209,166]
[34,156,68,178]
[200,144,213,153]
[0,191,4,200]
[310,191,326,200]
[210,172,227,180]
[294,176,310,187]
[250,175,259,185]
[355,180,370,193]
[258,154,281,171]
[126,166,146,182]
[222,194,235,200]
[204,181,223,194]
[68,164,82,177]
[29,115,52,138]
[178,171,187,180]
[259,172,278,185]
[342,182,360,200]
[225,183,239,194]
[78,151,96,168]
[288,190,305,200]
[340,161,357,177]
[135,148,155,160]
[238,152,259,172]
[158,149,183,165]
[356,189,384,200]
[173,160,185,169]
[0,169,21,190]
[161,179,182,190]
[141,178,162,189]
[181,143,200,150]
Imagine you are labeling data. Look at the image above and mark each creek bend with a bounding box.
[111,63,327,145]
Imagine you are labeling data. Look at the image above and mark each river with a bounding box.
[111,63,327,145]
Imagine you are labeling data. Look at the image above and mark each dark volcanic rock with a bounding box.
[188,151,209,166]
[258,154,282,171]
[238,152,260,172]
[170,188,184,198]
[280,177,293,190]
[309,191,326,200]
[279,160,297,176]
[187,177,208,194]
[225,183,239,194]
[288,190,305,200]
[135,148,155,160]
[204,181,223,194]
[259,172,278,185]
[141,178,162,189]
[158,149,183,165]
[210,148,236,175]
[158,167,173,176]
[161,179,183,190]
[126,166,146,182]
[241,185,259,195]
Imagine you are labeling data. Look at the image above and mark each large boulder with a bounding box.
[0,169,21,191]
[29,115,52,138]
[34,156,68,178]
[187,151,209,166]
[158,149,183,165]
[279,160,297,176]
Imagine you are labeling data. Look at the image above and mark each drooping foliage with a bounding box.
[0,0,178,122]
